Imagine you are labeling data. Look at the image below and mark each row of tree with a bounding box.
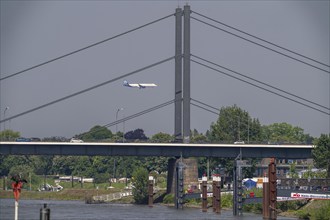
[0,105,329,181]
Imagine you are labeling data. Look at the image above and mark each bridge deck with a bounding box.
[0,142,313,158]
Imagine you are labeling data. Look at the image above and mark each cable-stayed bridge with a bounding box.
[0,5,328,142]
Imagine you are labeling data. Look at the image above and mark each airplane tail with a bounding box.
[123,80,129,86]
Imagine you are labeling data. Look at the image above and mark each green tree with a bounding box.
[209,105,262,143]
[312,134,330,178]
[124,128,148,141]
[0,156,32,176]
[289,162,299,178]
[0,129,20,141]
[150,132,173,143]
[131,167,149,204]
[261,122,310,144]
[9,164,33,182]
[190,129,208,143]
[79,125,112,141]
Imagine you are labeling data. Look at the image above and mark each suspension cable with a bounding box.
[0,13,175,81]
[192,10,330,68]
[192,54,329,111]
[0,56,175,123]
[191,16,330,74]
[191,58,330,115]
[104,99,175,128]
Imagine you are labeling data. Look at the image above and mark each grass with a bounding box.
[0,181,130,201]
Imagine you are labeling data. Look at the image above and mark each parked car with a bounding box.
[16,137,31,142]
[70,138,83,143]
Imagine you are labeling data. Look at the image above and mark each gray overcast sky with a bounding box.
[1,1,329,139]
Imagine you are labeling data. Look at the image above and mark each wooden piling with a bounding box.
[216,175,221,214]
[148,176,154,207]
[202,175,207,212]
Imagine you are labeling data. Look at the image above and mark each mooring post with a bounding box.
[202,175,207,212]
[148,176,154,207]
[212,175,216,212]
[40,203,50,220]
[268,158,277,220]
[262,172,270,220]
[175,161,184,209]
[216,174,221,214]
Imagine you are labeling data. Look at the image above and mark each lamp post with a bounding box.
[3,107,9,130]
[3,107,9,141]
[113,108,124,185]
[116,108,124,134]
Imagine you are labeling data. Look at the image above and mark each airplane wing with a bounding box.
[127,83,141,88]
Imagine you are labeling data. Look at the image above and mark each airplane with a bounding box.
[123,80,157,89]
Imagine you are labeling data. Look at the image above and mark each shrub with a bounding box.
[163,193,174,204]
[131,167,149,204]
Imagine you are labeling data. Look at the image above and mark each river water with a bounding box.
[0,199,296,220]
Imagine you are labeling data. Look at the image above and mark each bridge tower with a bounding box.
[182,4,191,144]
[169,5,198,204]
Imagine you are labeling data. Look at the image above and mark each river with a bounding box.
[0,199,297,220]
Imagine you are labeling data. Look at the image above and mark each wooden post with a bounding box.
[148,176,154,207]
[202,175,207,212]
[212,175,216,212]
[216,174,221,214]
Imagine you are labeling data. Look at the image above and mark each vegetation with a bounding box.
[1,104,329,218]
[131,167,149,204]
[312,134,330,178]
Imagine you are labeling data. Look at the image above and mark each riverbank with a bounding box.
[0,188,117,201]
[2,189,330,219]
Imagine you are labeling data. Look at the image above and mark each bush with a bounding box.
[221,193,233,208]
[313,201,330,220]
[163,193,174,204]
[296,210,311,220]
[131,167,149,204]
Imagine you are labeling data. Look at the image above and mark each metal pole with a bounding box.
[268,158,277,220]
[15,201,18,220]
[175,7,182,142]
[116,108,123,138]
[263,172,270,220]
[233,162,237,216]
[207,158,209,180]
[116,109,119,134]
[175,161,184,209]
[123,111,125,143]
[183,4,190,144]
[3,107,9,140]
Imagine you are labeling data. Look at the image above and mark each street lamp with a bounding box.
[113,108,124,186]
[3,107,9,141]
[3,106,9,131]
[116,108,124,134]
